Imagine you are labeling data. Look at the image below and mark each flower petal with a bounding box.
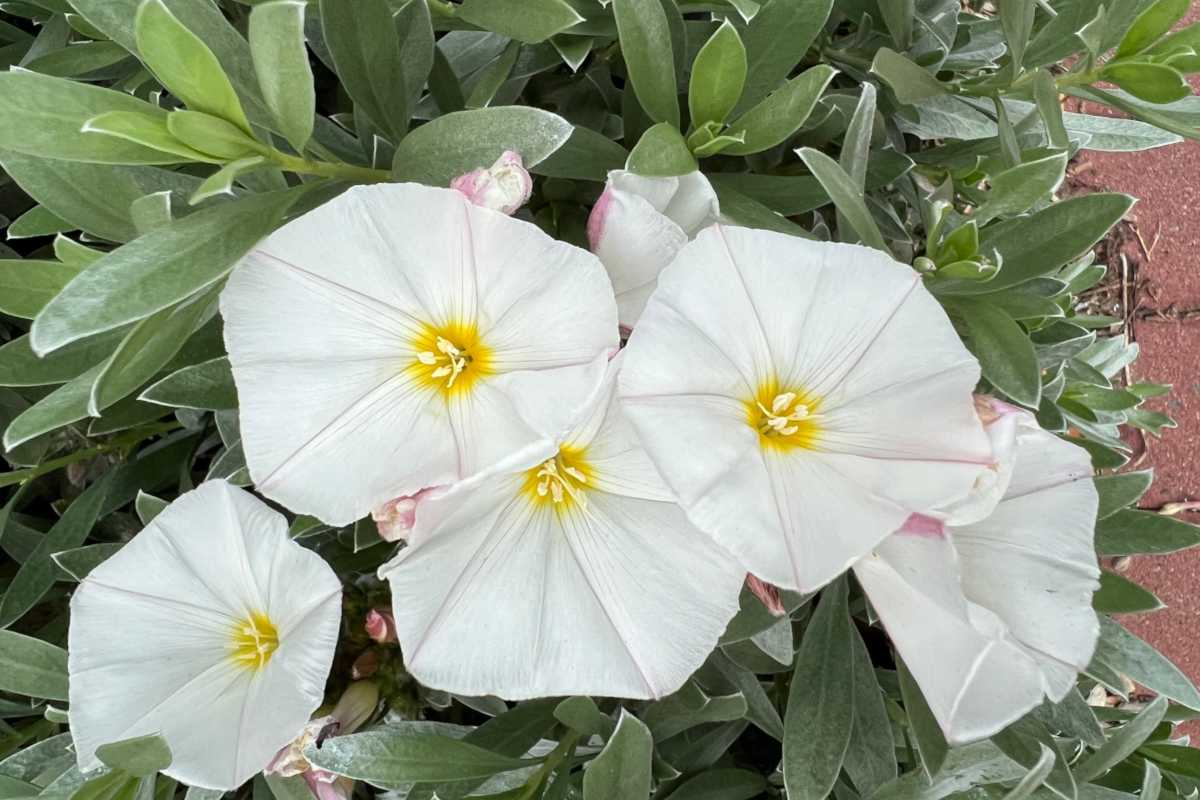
[854,531,1048,744]
[951,414,1101,691]
[68,481,340,790]
[223,183,618,525]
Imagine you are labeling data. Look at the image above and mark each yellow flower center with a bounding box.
[410,320,493,396]
[747,384,821,451]
[523,446,592,512]
[230,611,279,671]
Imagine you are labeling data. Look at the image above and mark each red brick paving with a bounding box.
[1076,5,1200,735]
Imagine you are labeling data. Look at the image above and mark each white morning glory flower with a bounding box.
[854,398,1100,743]
[68,480,341,790]
[587,169,720,329]
[221,182,619,526]
[618,226,993,593]
[378,353,745,700]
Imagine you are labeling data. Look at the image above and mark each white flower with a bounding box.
[618,226,993,593]
[587,170,720,329]
[854,401,1100,743]
[221,182,619,526]
[450,150,533,215]
[67,480,342,791]
[378,353,745,700]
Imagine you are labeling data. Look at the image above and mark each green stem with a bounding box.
[0,422,182,489]
[267,151,393,184]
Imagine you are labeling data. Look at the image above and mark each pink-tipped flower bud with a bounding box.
[364,607,397,644]
[450,150,533,215]
[745,574,786,617]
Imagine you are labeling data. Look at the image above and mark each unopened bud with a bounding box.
[365,607,397,644]
[450,150,533,215]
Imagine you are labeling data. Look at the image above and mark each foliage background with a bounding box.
[2,0,1200,798]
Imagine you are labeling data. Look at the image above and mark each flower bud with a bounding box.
[450,150,533,215]
[364,607,397,644]
[745,574,785,617]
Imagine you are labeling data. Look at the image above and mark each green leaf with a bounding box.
[953,300,1041,407]
[52,542,122,581]
[1093,570,1163,614]
[1033,70,1070,150]
[457,0,583,44]
[190,157,265,205]
[871,48,948,105]
[878,0,914,50]
[553,697,614,738]
[304,728,532,786]
[839,84,877,192]
[1095,470,1154,518]
[1089,617,1200,709]
[88,288,218,414]
[722,64,835,155]
[643,684,747,741]
[532,126,628,182]
[1095,509,1200,555]
[990,719,1075,800]
[140,356,237,411]
[83,111,216,163]
[1000,0,1035,69]
[897,655,948,777]
[689,20,747,127]
[1075,695,1167,782]
[783,577,854,800]
[396,0,434,111]
[974,152,1068,225]
[0,70,175,164]
[1141,762,1163,800]
[940,194,1135,294]
[1144,20,1200,72]
[0,151,204,243]
[2,365,102,449]
[0,630,68,701]
[0,330,124,387]
[8,205,72,239]
[134,0,251,134]
[795,146,888,252]
[68,0,273,131]
[1101,62,1192,104]
[249,1,314,153]
[844,622,896,796]
[713,183,816,239]
[626,122,696,176]
[613,0,679,127]
[319,0,409,140]
[582,710,652,800]
[31,187,304,355]
[666,769,766,800]
[165,111,262,161]
[95,736,172,778]
[135,491,168,524]
[393,106,573,186]
[0,260,81,319]
[872,742,1023,800]
[0,476,109,628]
[1000,744,1055,800]
[736,0,833,113]
[1117,0,1190,58]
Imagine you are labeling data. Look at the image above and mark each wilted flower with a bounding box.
[68,480,342,790]
[379,353,744,699]
[267,682,379,800]
[587,169,720,328]
[450,150,533,215]
[221,183,619,526]
[854,400,1100,743]
[620,227,992,593]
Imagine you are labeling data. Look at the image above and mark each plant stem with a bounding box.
[0,422,182,489]
[267,151,393,184]
[514,733,580,800]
